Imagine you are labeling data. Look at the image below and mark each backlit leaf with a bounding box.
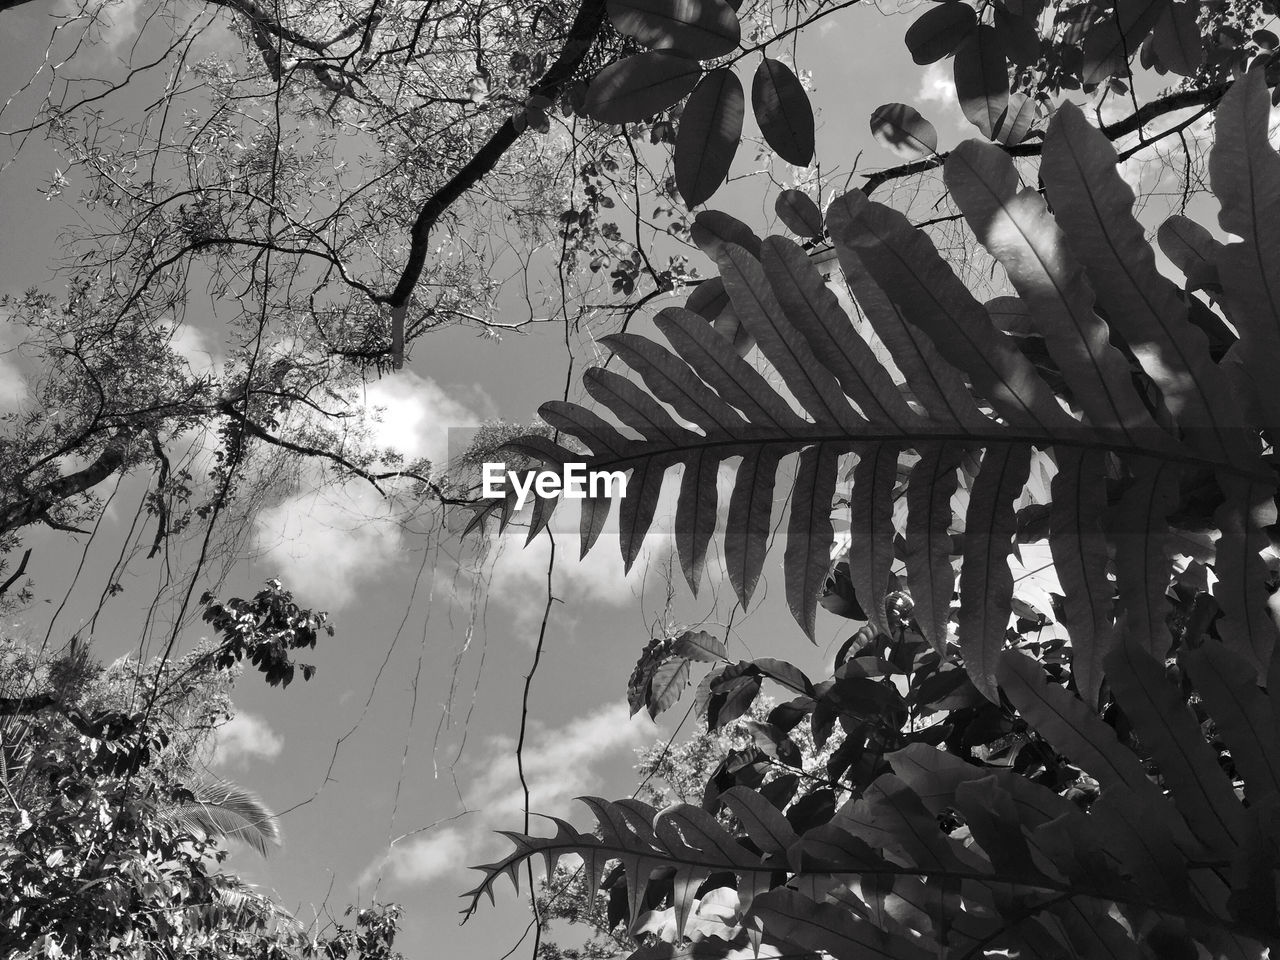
[607,0,741,58]
[675,68,744,207]
[869,103,938,160]
[774,189,823,237]
[585,52,702,123]
[751,58,814,166]
[905,2,977,63]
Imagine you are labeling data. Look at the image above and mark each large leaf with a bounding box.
[606,0,741,58]
[1105,641,1248,855]
[944,138,1168,450]
[903,443,963,653]
[1040,99,1251,467]
[1209,66,1280,440]
[675,68,744,207]
[847,443,900,638]
[953,26,1008,139]
[904,2,977,63]
[1181,642,1280,804]
[869,103,938,160]
[774,189,823,237]
[585,52,702,123]
[786,443,840,639]
[958,443,1031,701]
[725,447,783,609]
[829,190,1071,433]
[1048,447,1114,707]
[751,58,814,166]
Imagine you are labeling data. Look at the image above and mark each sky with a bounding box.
[0,0,1237,957]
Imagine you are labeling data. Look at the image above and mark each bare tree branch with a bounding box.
[376,0,608,367]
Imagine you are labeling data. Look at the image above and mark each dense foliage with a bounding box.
[467,4,1280,956]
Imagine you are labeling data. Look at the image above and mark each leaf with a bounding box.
[602,332,744,436]
[904,2,977,63]
[653,307,804,431]
[585,52,703,123]
[869,103,938,160]
[685,276,731,319]
[953,26,1008,139]
[785,443,840,639]
[943,138,1166,449]
[760,236,920,430]
[725,447,783,609]
[998,650,1166,804]
[1150,0,1202,75]
[826,215,987,429]
[675,68,744,207]
[539,399,631,456]
[1181,642,1280,804]
[1082,0,1169,84]
[720,786,798,855]
[1156,214,1222,290]
[583,367,689,445]
[620,457,668,570]
[691,210,763,259]
[606,0,741,59]
[1105,640,1248,854]
[830,190,1070,433]
[774,189,823,237]
[958,443,1031,701]
[579,493,612,558]
[751,58,814,166]
[1041,100,1255,468]
[1112,457,1179,660]
[676,449,720,592]
[750,888,934,960]
[847,443,900,638]
[992,91,1036,146]
[1209,66,1280,439]
[1048,447,1114,707]
[648,658,693,719]
[673,629,728,662]
[904,443,963,653]
[717,245,864,431]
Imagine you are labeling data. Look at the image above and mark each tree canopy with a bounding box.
[4,0,1280,956]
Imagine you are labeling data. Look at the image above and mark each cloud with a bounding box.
[254,481,408,609]
[916,62,966,130]
[362,828,470,887]
[253,371,492,608]
[358,702,656,889]
[464,701,657,820]
[212,711,284,768]
[360,370,495,466]
[0,352,27,412]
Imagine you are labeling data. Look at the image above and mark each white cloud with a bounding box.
[212,711,284,768]
[916,62,965,131]
[464,701,657,820]
[360,370,495,466]
[253,371,492,608]
[167,323,221,379]
[361,827,470,887]
[0,352,27,412]
[254,481,407,608]
[357,702,656,890]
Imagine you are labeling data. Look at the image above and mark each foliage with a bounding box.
[0,587,403,959]
[472,29,1280,958]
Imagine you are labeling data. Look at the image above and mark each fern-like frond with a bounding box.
[504,87,1278,694]
[164,776,282,856]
